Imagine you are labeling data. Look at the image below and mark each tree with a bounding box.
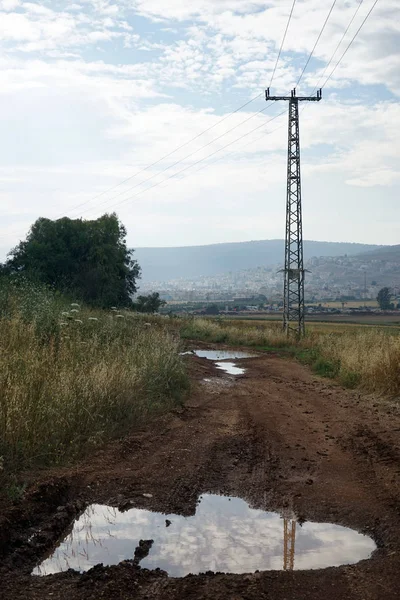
[134,292,166,314]
[377,287,392,310]
[4,214,141,308]
[204,304,220,315]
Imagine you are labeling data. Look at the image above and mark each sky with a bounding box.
[0,0,399,259]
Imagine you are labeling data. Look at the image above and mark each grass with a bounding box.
[0,278,189,482]
[180,317,400,397]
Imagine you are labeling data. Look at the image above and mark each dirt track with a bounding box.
[2,348,400,599]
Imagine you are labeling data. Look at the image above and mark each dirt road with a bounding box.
[2,348,400,599]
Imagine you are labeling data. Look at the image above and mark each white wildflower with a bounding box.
[74,319,83,324]
[88,317,98,322]
[115,314,124,319]
[145,323,151,327]
[70,309,79,314]
[71,303,80,308]
[60,322,68,326]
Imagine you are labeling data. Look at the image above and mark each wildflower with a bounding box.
[70,309,79,314]
[145,323,151,327]
[74,319,83,324]
[60,322,68,326]
[61,312,69,316]
[71,303,80,308]
[111,307,117,311]
[115,314,124,319]
[88,317,98,322]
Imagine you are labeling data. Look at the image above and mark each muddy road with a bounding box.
[2,349,400,599]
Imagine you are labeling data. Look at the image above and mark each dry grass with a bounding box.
[0,280,189,477]
[181,316,400,397]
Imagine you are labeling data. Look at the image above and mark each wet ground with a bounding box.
[1,346,400,599]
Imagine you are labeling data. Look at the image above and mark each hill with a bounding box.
[134,240,382,283]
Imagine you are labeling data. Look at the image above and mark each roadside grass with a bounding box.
[180,317,400,397]
[0,279,189,485]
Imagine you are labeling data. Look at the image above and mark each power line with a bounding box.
[80,109,287,216]
[321,0,380,89]
[310,0,365,93]
[171,112,288,182]
[61,92,264,217]
[72,104,273,217]
[269,0,298,87]
[296,0,338,88]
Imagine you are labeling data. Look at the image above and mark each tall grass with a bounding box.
[181,317,290,347]
[0,279,189,476]
[180,317,400,397]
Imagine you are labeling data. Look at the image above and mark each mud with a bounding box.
[1,347,400,599]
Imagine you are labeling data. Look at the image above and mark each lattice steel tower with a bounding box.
[266,88,322,337]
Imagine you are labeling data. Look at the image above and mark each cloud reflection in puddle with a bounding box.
[33,494,376,577]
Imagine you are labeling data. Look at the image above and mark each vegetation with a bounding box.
[0,278,189,482]
[377,287,392,310]
[2,213,140,308]
[134,292,166,314]
[180,317,400,396]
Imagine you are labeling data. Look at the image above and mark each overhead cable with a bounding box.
[310,0,365,93]
[80,110,287,216]
[321,0,380,88]
[62,93,264,216]
[296,0,338,87]
[74,104,273,216]
[269,0,298,87]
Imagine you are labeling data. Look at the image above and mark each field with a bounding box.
[1,306,400,599]
[227,312,400,326]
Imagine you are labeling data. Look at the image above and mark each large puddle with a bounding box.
[33,494,376,577]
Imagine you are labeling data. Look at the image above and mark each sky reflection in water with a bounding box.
[34,494,376,577]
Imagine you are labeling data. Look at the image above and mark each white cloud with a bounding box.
[0,0,398,257]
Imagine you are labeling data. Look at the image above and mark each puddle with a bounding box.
[193,350,256,360]
[33,494,376,577]
[215,362,245,375]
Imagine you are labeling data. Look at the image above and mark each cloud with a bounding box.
[0,0,398,256]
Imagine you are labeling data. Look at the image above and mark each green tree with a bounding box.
[134,292,166,314]
[204,304,220,315]
[377,287,392,310]
[4,214,140,308]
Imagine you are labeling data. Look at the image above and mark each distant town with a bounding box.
[138,251,400,315]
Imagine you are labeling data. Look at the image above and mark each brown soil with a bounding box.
[2,348,400,599]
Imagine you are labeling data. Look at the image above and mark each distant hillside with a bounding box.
[134,240,382,282]
[356,245,400,262]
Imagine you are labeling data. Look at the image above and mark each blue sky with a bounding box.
[0,0,399,258]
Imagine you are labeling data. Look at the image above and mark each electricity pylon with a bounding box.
[266,88,322,337]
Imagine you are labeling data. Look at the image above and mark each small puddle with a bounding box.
[193,350,256,360]
[193,350,256,376]
[215,362,245,375]
[33,494,376,577]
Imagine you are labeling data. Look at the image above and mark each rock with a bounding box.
[143,493,153,499]
[165,519,172,527]
[133,540,154,565]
